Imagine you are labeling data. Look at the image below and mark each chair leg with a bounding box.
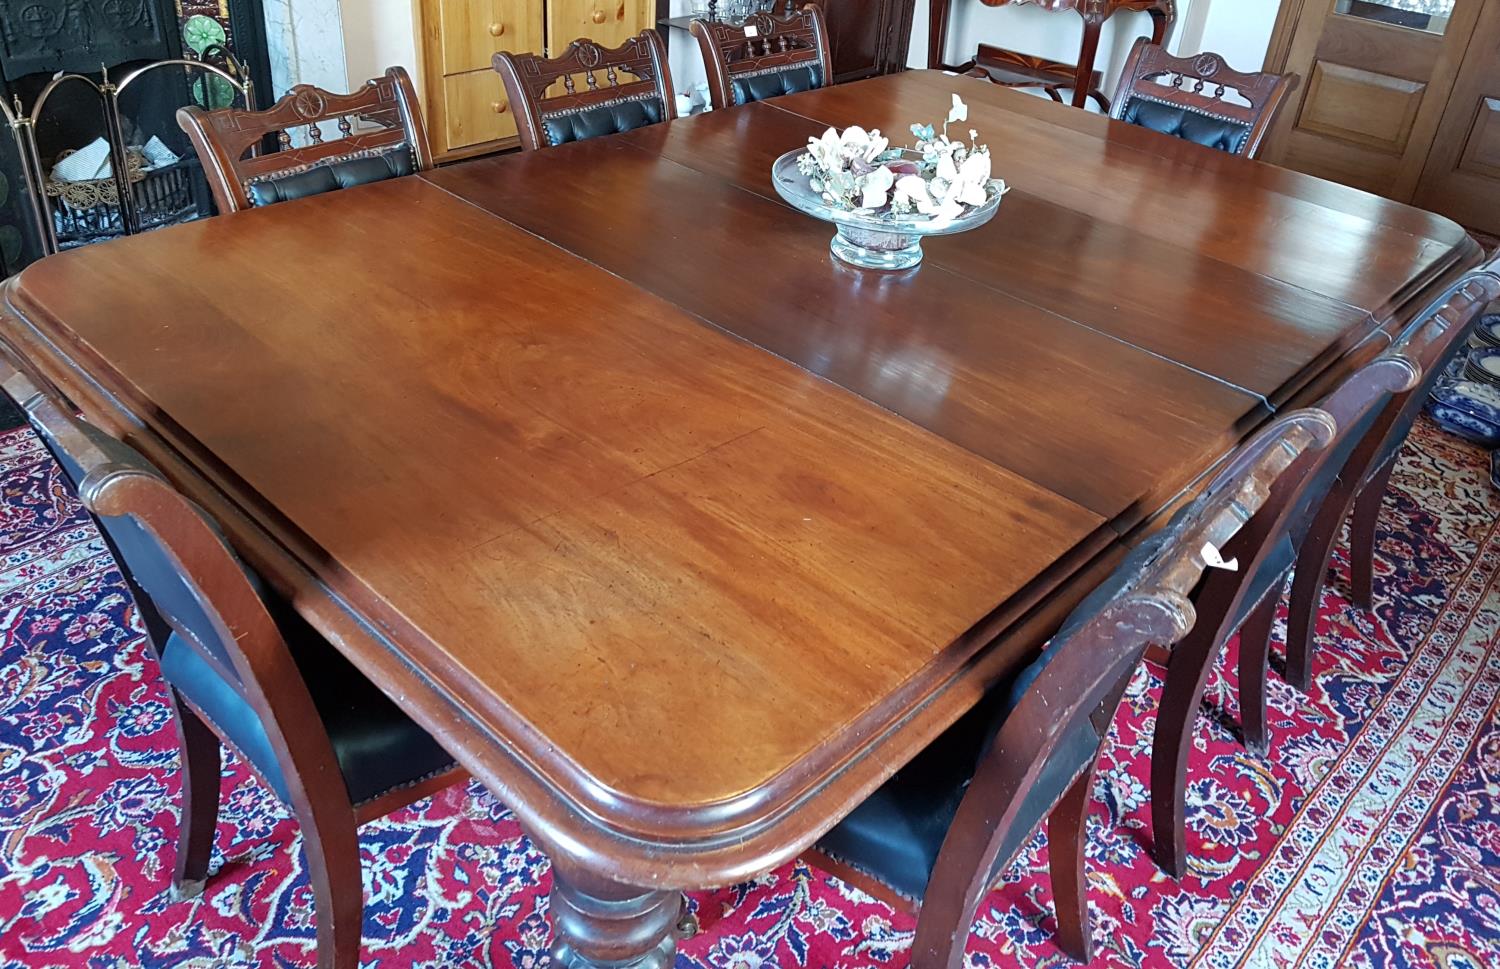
[1236,595,1278,757]
[1286,473,1361,692]
[296,801,365,969]
[1150,623,1224,879]
[170,691,220,901]
[1047,767,1095,964]
[1349,458,1395,612]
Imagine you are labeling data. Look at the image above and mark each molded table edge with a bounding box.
[0,265,1116,889]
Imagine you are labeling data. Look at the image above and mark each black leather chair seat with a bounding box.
[247,147,415,207]
[816,524,1175,900]
[161,605,456,807]
[543,97,665,146]
[1120,95,1252,155]
[818,668,1102,901]
[731,64,823,106]
[36,418,455,808]
[817,471,1306,903]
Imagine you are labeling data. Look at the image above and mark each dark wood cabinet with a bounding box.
[821,0,916,82]
[659,0,914,88]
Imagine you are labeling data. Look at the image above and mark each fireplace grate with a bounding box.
[47,156,202,250]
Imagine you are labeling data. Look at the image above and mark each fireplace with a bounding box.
[0,1,273,275]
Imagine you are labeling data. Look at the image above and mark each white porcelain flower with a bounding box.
[893,174,930,211]
[859,165,896,209]
[806,127,843,171]
[839,125,888,164]
[947,94,968,125]
[951,150,992,207]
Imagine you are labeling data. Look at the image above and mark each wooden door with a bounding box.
[1266,0,1483,201]
[423,0,544,157]
[546,0,655,55]
[1413,0,1500,233]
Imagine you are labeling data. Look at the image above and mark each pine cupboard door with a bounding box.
[423,0,543,155]
[1414,0,1500,234]
[442,71,520,150]
[1266,0,1483,201]
[545,0,655,56]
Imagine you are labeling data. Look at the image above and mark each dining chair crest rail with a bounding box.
[690,3,833,109]
[0,362,464,969]
[494,30,675,152]
[1283,254,1500,691]
[177,66,432,214]
[1111,38,1299,159]
[811,401,1334,967]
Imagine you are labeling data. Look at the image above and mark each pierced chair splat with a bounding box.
[0,363,465,969]
[1110,39,1299,159]
[808,403,1327,967]
[176,66,433,213]
[690,4,834,109]
[494,31,676,152]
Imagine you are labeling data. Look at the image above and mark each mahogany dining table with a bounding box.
[0,70,1480,967]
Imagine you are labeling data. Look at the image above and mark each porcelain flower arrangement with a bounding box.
[795,94,1008,221]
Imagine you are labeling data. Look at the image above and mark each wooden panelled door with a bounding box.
[1414,0,1500,232]
[1266,0,1500,234]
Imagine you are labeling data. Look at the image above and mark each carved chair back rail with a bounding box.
[177,66,432,213]
[690,4,834,110]
[1111,39,1299,159]
[494,31,675,153]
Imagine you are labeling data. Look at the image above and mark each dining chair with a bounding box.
[690,4,833,110]
[1282,257,1500,692]
[1110,39,1299,159]
[0,363,464,969]
[494,31,675,152]
[1148,319,1449,878]
[810,403,1333,966]
[177,66,432,214]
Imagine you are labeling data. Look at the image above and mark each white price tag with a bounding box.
[1201,542,1239,572]
[744,24,759,36]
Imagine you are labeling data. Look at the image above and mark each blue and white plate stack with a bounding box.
[1428,368,1500,448]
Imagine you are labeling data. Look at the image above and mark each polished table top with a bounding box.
[0,71,1479,890]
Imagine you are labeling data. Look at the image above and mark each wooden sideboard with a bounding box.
[419,0,656,160]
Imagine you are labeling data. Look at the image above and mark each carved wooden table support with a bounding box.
[547,862,683,968]
[928,0,1175,109]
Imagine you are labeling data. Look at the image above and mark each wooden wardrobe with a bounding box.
[420,0,656,159]
[419,0,914,160]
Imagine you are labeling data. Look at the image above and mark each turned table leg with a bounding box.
[548,862,681,968]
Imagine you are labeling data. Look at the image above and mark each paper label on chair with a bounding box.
[744,25,759,37]
[1201,542,1239,572]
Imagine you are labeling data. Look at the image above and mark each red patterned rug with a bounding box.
[0,415,1496,968]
